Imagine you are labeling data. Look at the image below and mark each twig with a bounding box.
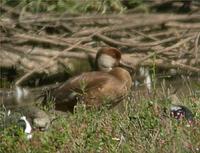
[75,14,200,36]
[15,40,82,86]
[94,33,188,49]
[165,21,200,29]
[14,34,67,47]
[171,61,200,73]
[194,32,200,63]
[140,59,200,73]
[1,9,199,83]
[93,33,149,50]
[137,35,196,65]
[13,33,96,53]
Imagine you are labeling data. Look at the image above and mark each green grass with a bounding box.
[0,90,200,153]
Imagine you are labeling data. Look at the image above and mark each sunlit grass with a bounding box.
[0,89,200,153]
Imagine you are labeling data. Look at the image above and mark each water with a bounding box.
[0,66,199,110]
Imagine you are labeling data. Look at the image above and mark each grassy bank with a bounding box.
[1,89,200,153]
[1,0,200,152]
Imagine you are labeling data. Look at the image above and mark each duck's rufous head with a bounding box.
[95,47,132,71]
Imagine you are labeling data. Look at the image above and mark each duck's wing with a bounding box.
[52,71,111,104]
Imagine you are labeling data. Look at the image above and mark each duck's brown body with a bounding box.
[51,67,132,112]
[42,47,133,112]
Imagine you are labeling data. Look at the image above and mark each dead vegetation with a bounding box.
[0,4,200,86]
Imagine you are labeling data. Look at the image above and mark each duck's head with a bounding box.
[95,47,133,72]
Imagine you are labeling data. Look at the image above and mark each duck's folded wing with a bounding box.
[52,72,111,104]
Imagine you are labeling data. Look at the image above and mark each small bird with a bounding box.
[19,116,32,139]
[169,93,194,126]
[14,106,51,131]
[170,105,194,125]
[42,47,133,112]
[0,109,32,139]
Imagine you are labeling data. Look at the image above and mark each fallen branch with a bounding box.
[171,61,200,73]
[0,9,199,87]
[137,35,196,64]
[13,33,96,53]
[165,21,200,29]
[15,40,83,86]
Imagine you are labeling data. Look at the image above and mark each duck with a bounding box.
[42,47,133,112]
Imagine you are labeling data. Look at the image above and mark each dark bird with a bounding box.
[169,93,194,125]
[170,105,194,125]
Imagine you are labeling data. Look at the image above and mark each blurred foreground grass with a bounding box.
[0,89,200,153]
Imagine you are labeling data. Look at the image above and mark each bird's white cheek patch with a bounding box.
[98,54,116,70]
